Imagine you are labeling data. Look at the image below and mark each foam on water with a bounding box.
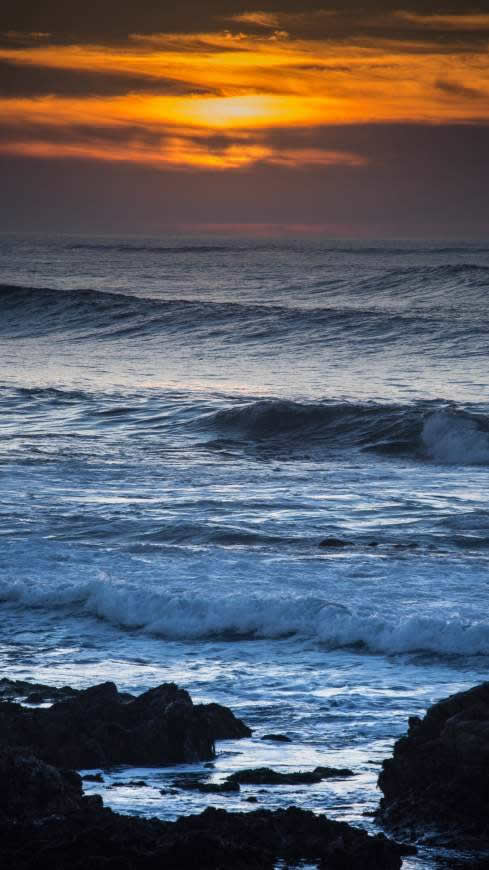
[422,409,489,464]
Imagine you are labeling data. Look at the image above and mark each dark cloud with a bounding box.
[435,79,487,100]
[2,2,489,44]
[0,120,168,148]
[0,60,216,98]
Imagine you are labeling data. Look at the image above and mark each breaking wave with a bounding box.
[2,380,489,466]
[2,577,489,657]
[207,399,489,464]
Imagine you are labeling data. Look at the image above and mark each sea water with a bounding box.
[1,234,489,868]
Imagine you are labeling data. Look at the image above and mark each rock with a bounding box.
[0,748,406,869]
[0,747,89,822]
[377,681,489,847]
[174,779,240,794]
[319,537,352,548]
[226,765,354,786]
[195,701,252,739]
[0,678,79,705]
[0,680,251,769]
[261,733,292,743]
[82,773,104,783]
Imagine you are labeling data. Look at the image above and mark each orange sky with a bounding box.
[2,11,489,171]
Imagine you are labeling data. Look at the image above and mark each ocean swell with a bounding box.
[1,283,485,354]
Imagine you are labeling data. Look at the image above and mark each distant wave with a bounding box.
[70,243,241,254]
[395,263,489,276]
[2,577,489,656]
[206,399,489,465]
[0,283,485,353]
[332,248,489,256]
[67,242,489,257]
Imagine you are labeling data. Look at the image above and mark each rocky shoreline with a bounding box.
[2,676,489,867]
[377,681,489,853]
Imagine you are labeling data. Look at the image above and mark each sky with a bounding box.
[1,1,489,237]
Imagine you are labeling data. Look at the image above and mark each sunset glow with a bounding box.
[2,10,489,171]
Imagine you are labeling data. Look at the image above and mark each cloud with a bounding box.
[0,113,368,171]
[436,79,487,100]
[2,6,489,171]
[229,12,281,29]
[394,12,489,32]
[0,59,215,98]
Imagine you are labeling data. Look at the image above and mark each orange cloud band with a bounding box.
[1,18,489,171]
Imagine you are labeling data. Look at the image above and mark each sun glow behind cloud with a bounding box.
[1,11,489,171]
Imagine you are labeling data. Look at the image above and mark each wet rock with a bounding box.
[174,778,240,794]
[0,747,90,822]
[0,680,251,768]
[319,537,352,548]
[261,733,292,743]
[377,681,489,847]
[195,701,252,739]
[0,678,79,705]
[0,749,406,869]
[226,765,354,786]
[82,773,104,783]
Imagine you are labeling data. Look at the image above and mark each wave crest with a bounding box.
[2,578,489,657]
[207,399,489,464]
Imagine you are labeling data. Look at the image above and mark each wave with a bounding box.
[70,243,241,254]
[2,378,489,466]
[67,242,489,256]
[1,283,485,352]
[2,577,489,656]
[206,399,489,465]
[391,263,489,280]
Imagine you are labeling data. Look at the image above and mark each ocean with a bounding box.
[1,234,489,868]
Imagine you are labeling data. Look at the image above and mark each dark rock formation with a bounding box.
[0,747,407,869]
[0,747,91,822]
[196,701,252,739]
[261,733,292,742]
[227,765,354,786]
[82,773,104,783]
[174,778,240,793]
[0,680,250,768]
[0,677,79,705]
[377,681,489,847]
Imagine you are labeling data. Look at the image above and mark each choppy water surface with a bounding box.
[1,234,489,867]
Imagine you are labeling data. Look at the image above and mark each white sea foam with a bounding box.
[422,410,489,464]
